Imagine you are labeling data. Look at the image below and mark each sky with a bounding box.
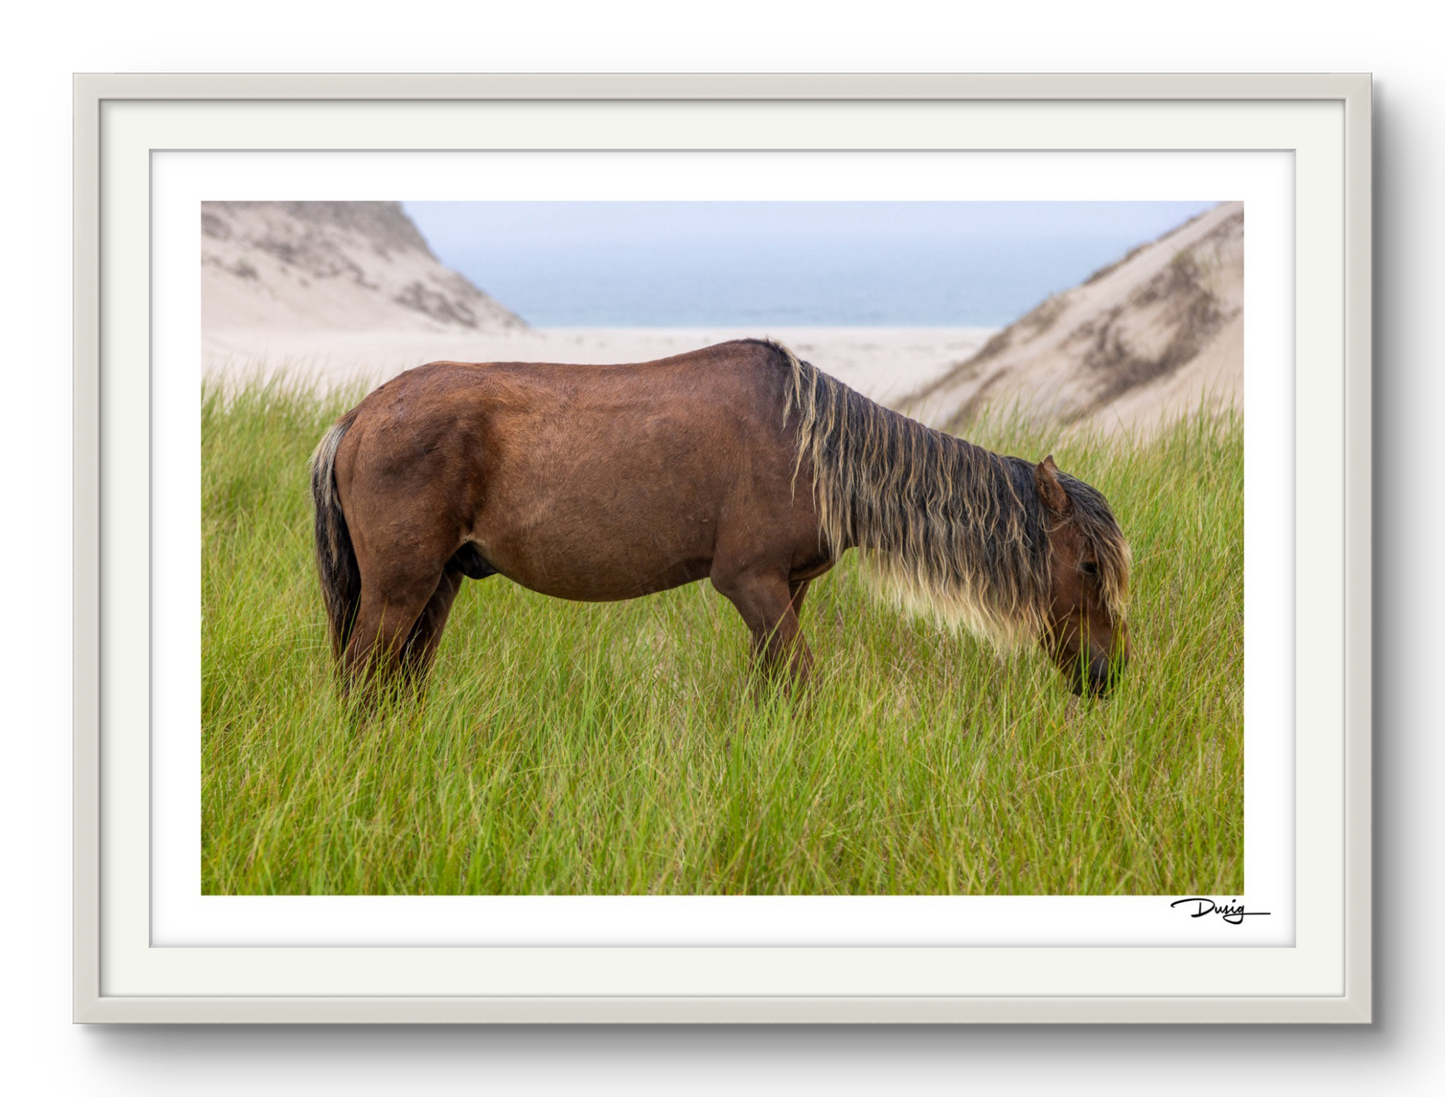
[403,201,1219,327]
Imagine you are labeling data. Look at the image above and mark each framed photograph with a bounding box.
[74,73,1372,1023]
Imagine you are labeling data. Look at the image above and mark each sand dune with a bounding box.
[202,201,525,339]
[907,202,1243,435]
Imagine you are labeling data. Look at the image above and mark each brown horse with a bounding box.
[310,339,1131,697]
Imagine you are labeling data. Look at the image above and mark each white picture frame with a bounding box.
[74,73,1372,1023]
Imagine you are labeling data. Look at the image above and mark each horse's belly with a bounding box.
[480,535,715,602]
[469,475,723,602]
[498,553,713,602]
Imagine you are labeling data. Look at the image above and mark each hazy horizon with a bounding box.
[404,201,1219,328]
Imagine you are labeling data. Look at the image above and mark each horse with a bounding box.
[310,339,1131,698]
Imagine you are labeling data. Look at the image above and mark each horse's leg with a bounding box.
[789,578,812,618]
[714,569,814,689]
[341,564,445,693]
[399,569,465,684]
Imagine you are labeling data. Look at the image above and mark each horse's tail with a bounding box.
[309,412,361,660]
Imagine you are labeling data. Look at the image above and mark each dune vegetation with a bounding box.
[202,370,1243,896]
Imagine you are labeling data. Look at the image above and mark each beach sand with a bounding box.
[203,325,997,408]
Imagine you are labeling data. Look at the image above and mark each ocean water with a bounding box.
[407,202,1217,329]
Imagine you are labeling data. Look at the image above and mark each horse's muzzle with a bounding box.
[1072,650,1127,698]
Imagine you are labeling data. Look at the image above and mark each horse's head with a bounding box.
[1033,455,1131,697]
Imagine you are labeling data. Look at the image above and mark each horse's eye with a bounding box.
[1080,561,1099,577]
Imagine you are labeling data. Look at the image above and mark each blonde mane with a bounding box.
[766,340,1130,649]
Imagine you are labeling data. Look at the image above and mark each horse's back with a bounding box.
[354,339,778,421]
[414,340,787,418]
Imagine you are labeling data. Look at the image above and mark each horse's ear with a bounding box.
[1035,455,1070,516]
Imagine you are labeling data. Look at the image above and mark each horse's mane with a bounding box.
[747,339,1130,649]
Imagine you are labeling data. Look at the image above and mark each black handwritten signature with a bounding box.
[1170,898,1272,925]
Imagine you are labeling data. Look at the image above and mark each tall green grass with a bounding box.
[202,373,1243,895]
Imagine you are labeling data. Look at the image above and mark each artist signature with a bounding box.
[1170,898,1272,926]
